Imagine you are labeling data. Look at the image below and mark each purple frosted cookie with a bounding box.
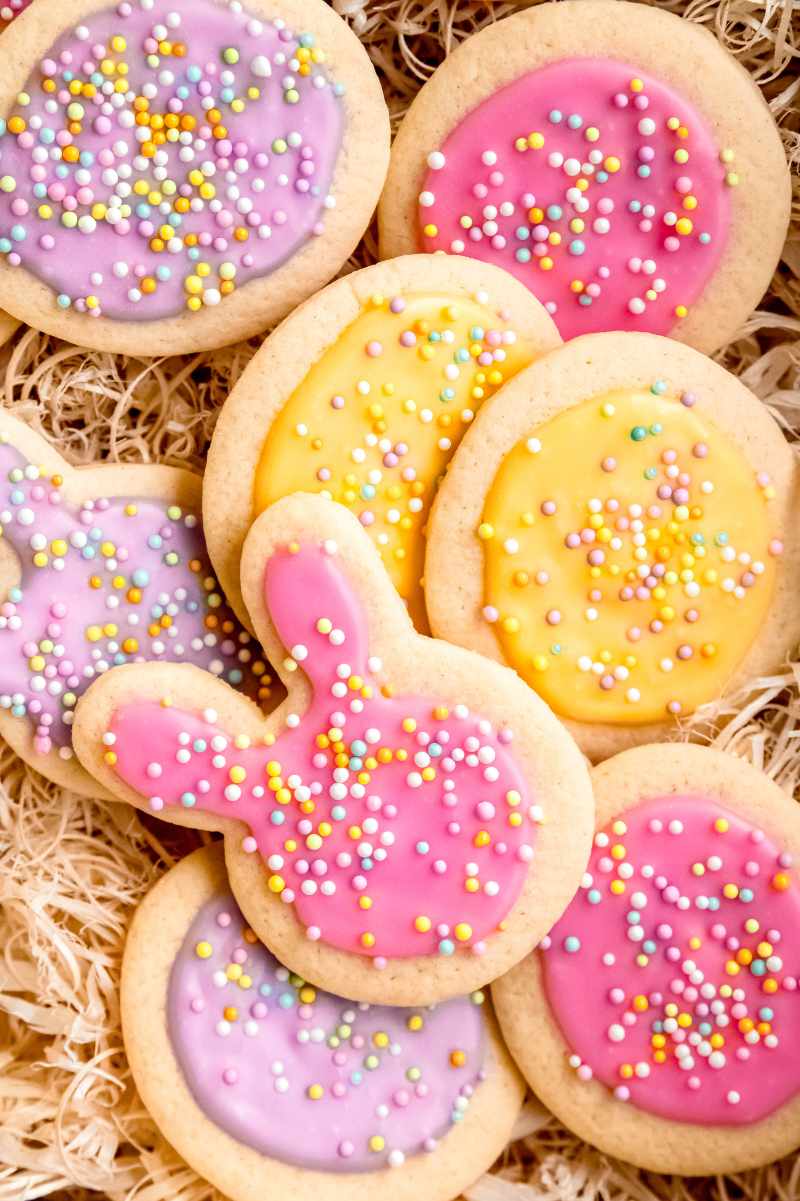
[0,0,388,354]
[121,842,524,1201]
[0,412,277,794]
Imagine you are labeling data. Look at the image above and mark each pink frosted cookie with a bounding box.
[122,843,524,1201]
[0,412,276,795]
[493,743,800,1174]
[379,0,790,354]
[0,0,388,355]
[73,492,593,1005]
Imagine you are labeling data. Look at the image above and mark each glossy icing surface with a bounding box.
[418,60,732,339]
[0,431,272,758]
[168,891,488,1169]
[0,0,343,319]
[254,291,535,628]
[104,540,539,960]
[542,796,800,1124]
[480,387,780,724]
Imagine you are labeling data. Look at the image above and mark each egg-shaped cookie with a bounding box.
[492,743,800,1174]
[425,332,799,759]
[379,0,790,353]
[122,842,524,1201]
[0,0,389,354]
[204,253,559,631]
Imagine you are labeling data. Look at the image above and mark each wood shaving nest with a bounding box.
[1,2,799,1199]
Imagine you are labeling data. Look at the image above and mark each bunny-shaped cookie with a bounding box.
[0,413,275,794]
[74,494,593,1004]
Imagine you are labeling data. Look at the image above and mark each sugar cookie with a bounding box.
[0,411,275,795]
[425,332,800,760]
[0,0,389,355]
[379,0,790,354]
[492,743,800,1174]
[122,842,524,1201]
[204,254,559,630]
[73,493,593,1004]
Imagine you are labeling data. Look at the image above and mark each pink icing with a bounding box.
[107,542,538,960]
[168,891,487,1170]
[0,0,30,24]
[542,796,800,1124]
[418,59,731,339]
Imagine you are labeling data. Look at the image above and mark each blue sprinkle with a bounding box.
[515,248,531,263]
[569,239,585,256]
[548,109,563,124]
[416,841,430,855]
[279,992,294,1008]
[181,792,196,807]
[439,939,455,956]
[567,114,583,129]
[270,811,285,825]
[564,935,581,953]
[637,165,651,179]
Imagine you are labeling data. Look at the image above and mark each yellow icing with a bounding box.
[254,292,536,628]
[481,389,780,724]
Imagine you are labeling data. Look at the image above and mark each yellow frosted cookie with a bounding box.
[204,253,560,630]
[426,332,800,759]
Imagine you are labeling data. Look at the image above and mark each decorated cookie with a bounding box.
[492,743,800,1174]
[122,843,524,1201]
[0,0,389,355]
[73,493,593,1004]
[425,332,800,760]
[0,411,276,795]
[204,254,559,630]
[378,0,790,354]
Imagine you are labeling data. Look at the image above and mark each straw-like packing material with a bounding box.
[0,2,798,1198]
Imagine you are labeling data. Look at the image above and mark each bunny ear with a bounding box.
[107,699,264,822]
[264,545,369,688]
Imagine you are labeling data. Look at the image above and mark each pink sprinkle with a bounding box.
[222,1068,238,1085]
[366,340,383,357]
